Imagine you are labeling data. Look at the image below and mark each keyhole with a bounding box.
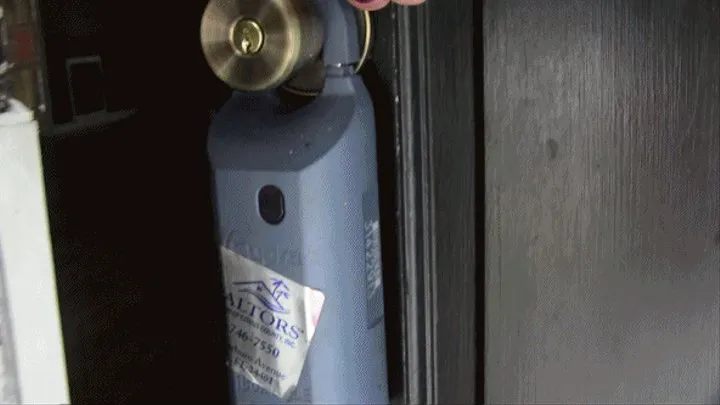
[240,35,252,54]
[231,18,264,56]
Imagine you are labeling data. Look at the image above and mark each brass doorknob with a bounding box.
[200,0,324,92]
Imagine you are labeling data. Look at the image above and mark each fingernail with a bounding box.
[349,0,390,9]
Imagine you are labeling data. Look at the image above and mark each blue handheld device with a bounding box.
[203,0,389,403]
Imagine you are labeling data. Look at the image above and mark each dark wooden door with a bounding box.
[484,1,719,403]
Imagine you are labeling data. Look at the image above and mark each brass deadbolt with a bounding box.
[230,18,265,56]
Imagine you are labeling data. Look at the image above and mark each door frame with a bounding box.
[390,2,477,403]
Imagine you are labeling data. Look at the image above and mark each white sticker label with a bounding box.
[220,246,325,400]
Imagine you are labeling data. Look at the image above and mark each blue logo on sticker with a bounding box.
[234,278,290,314]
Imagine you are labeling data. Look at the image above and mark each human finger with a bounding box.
[347,0,391,11]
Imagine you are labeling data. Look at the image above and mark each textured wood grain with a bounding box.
[484,1,720,403]
[425,0,476,401]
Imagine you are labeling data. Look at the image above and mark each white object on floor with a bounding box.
[0,99,70,404]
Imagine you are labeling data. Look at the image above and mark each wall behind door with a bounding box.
[484,1,719,403]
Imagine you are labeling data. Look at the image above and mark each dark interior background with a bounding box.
[39,1,232,402]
